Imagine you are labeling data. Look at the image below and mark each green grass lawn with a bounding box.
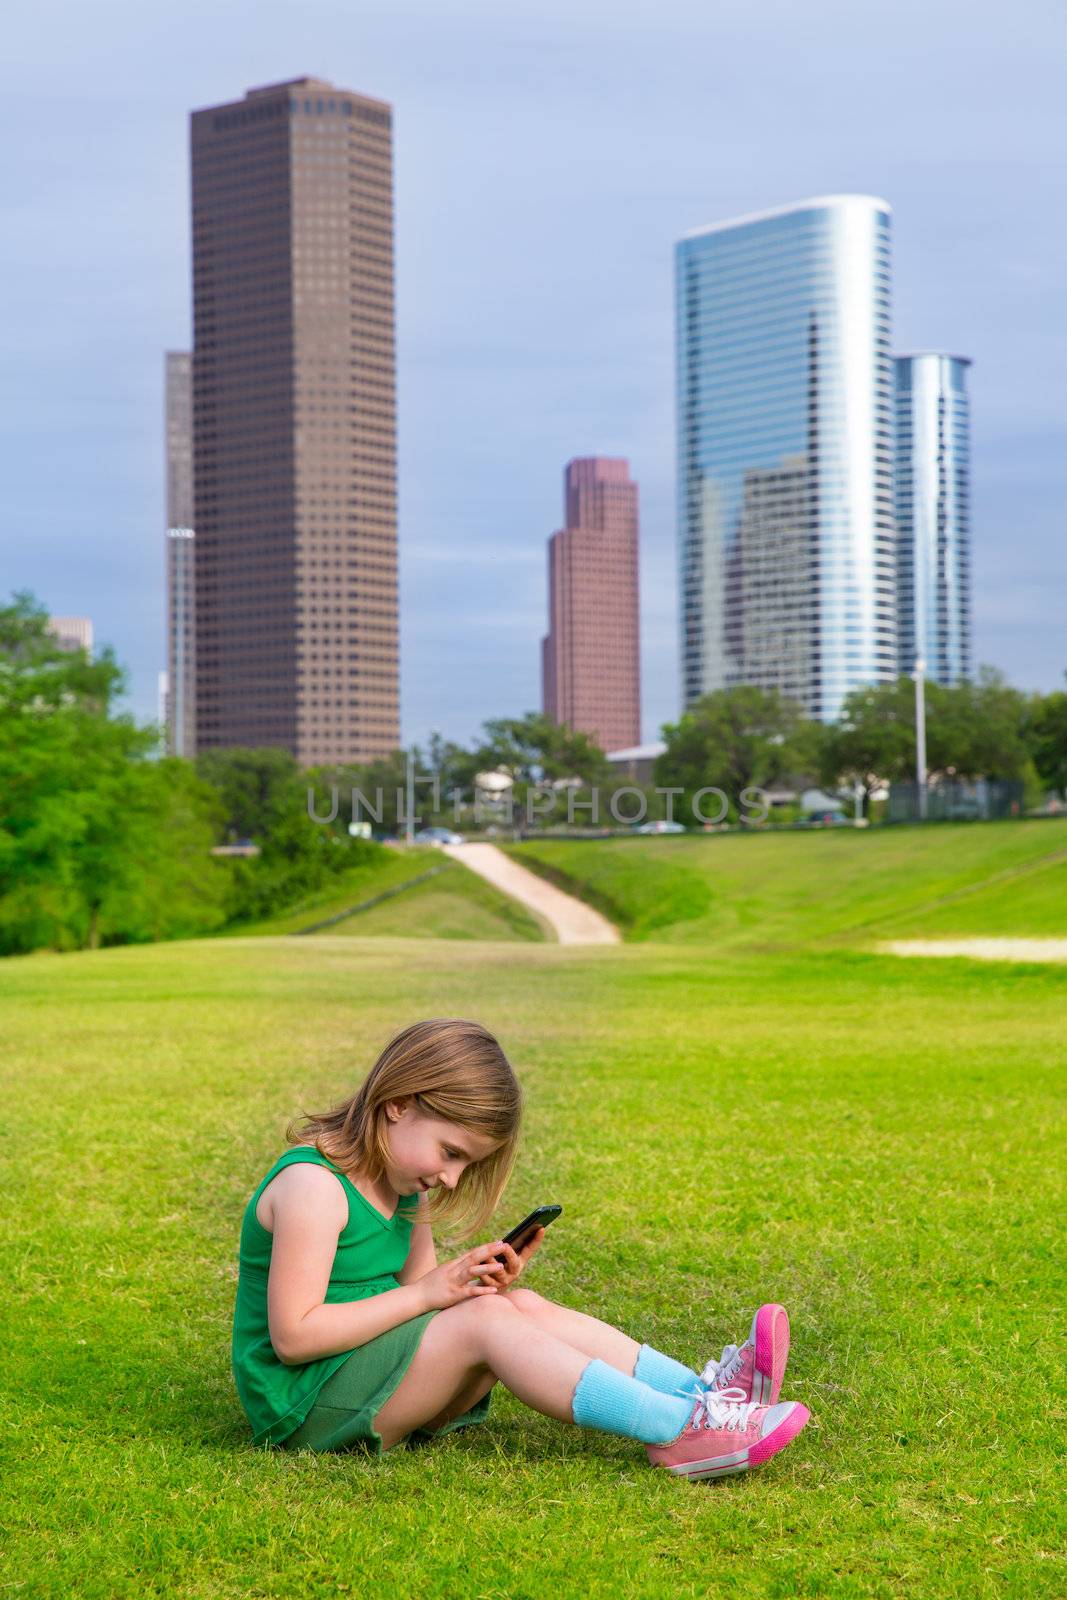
[224,846,546,941]
[3,925,1063,1597]
[338,860,547,942]
[504,818,1067,948]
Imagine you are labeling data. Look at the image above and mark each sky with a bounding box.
[3,0,1065,751]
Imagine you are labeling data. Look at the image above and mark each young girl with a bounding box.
[232,1017,809,1480]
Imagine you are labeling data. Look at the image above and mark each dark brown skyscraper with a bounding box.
[541,457,641,753]
[191,77,398,764]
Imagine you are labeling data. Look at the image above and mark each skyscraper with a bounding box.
[190,77,398,764]
[893,353,973,685]
[164,351,196,757]
[675,195,897,724]
[46,617,93,653]
[541,457,641,753]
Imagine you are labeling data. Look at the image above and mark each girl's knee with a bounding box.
[507,1286,546,1314]
[472,1291,523,1318]
[433,1290,520,1362]
[437,1292,522,1329]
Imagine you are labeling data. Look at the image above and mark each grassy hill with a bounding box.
[504,818,1067,949]
[1,932,1061,1596]
[224,846,546,942]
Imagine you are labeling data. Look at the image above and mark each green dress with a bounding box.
[232,1146,494,1453]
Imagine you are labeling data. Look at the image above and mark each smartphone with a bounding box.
[493,1205,562,1265]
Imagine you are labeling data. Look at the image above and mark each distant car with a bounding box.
[805,810,850,827]
[635,820,687,835]
[414,827,465,845]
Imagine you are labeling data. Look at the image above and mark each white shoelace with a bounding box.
[690,1386,758,1433]
[700,1341,745,1390]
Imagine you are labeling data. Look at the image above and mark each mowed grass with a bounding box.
[2,927,1064,1597]
[505,817,1067,948]
[225,846,545,941]
[341,862,547,942]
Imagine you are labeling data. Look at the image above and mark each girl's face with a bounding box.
[382,1099,500,1196]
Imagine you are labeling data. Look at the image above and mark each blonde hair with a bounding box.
[286,1017,524,1242]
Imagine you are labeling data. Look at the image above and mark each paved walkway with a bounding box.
[878,938,1067,964]
[441,843,620,945]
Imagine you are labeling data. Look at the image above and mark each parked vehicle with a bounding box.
[802,810,850,827]
[414,827,465,845]
[635,820,687,835]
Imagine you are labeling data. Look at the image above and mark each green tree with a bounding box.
[472,713,611,785]
[819,677,918,818]
[926,666,1030,780]
[419,732,482,815]
[1023,681,1067,799]
[822,666,1033,817]
[655,686,811,823]
[0,592,226,953]
[197,747,382,923]
[468,712,613,827]
[308,747,415,835]
[83,759,231,947]
[194,747,301,841]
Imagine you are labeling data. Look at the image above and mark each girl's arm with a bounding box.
[266,1165,430,1366]
[396,1192,438,1288]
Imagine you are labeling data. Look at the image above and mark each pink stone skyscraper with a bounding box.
[541,457,641,753]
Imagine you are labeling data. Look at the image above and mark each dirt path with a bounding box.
[878,938,1067,964]
[441,843,620,945]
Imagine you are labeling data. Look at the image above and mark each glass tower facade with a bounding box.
[893,353,972,685]
[675,195,897,723]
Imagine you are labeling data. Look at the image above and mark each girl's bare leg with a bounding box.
[506,1287,645,1375]
[371,1295,594,1451]
[416,1368,498,1437]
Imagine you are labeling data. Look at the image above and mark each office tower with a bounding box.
[893,353,973,685]
[541,457,641,752]
[46,617,93,652]
[165,351,196,756]
[675,195,897,724]
[738,456,813,708]
[190,77,398,764]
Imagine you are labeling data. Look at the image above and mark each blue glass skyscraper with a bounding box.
[675,195,897,723]
[893,353,972,685]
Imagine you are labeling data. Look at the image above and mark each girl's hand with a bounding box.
[487,1226,546,1292]
[414,1242,513,1313]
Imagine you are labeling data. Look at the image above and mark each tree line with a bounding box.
[2,590,1064,955]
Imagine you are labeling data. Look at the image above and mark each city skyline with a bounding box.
[4,1,1065,751]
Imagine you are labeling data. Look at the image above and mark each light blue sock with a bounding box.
[633,1343,703,1398]
[570,1358,694,1445]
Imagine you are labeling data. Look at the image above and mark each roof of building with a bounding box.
[894,350,974,366]
[680,194,892,242]
[606,742,667,762]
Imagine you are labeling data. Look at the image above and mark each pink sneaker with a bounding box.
[700,1303,790,1405]
[646,1390,809,1481]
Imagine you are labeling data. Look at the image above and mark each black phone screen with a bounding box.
[494,1204,562,1263]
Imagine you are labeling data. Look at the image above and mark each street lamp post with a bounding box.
[914,656,928,821]
[406,753,415,846]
